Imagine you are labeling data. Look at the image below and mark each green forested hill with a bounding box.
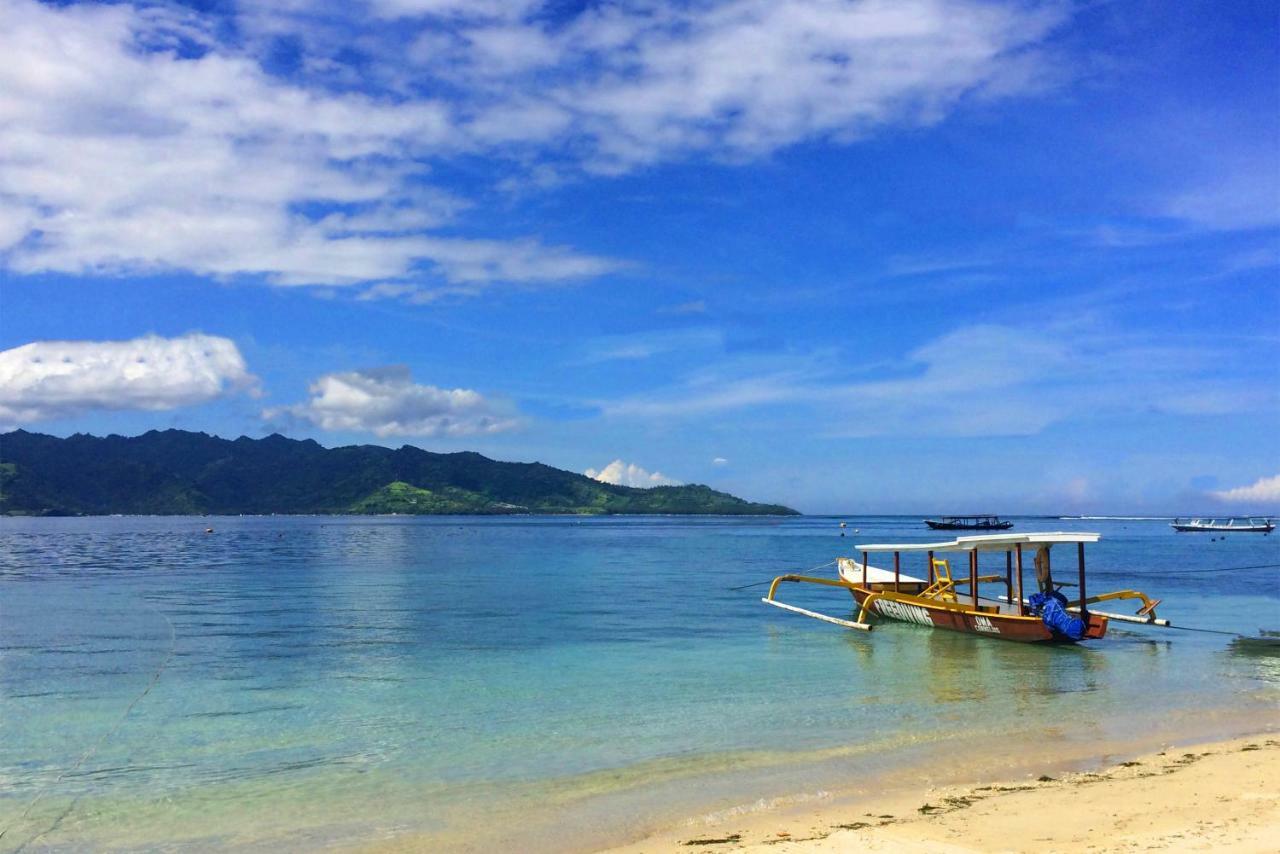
[0,430,798,517]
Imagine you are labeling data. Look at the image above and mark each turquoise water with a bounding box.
[1,515,1277,851]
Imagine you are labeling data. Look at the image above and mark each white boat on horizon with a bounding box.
[1170,517,1274,533]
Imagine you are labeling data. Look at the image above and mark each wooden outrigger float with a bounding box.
[764,533,1167,643]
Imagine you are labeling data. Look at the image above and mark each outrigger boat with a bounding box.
[1171,517,1274,533]
[763,532,1167,643]
[924,515,1012,531]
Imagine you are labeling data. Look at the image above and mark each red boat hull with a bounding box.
[851,588,1107,643]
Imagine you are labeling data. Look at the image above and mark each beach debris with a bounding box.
[1037,775,1055,782]
[683,833,742,846]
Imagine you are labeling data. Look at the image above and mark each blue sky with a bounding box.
[1,0,1277,513]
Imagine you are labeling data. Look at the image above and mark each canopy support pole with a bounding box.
[1015,544,1025,616]
[970,550,979,609]
[1077,542,1089,622]
[1005,551,1013,609]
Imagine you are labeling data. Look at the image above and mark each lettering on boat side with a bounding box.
[973,615,1000,634]
[874,599,934,626]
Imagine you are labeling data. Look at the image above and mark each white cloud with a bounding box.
[1210,474,1280,504]
[584,459,681,488]
[0,0,1070,291]
[0,0,613,289]
[265,366,520,437]
[529,0,1067,171]
[712,457,729,466]
[0,333,257,425]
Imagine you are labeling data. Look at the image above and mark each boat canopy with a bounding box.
[854,532,1101,553]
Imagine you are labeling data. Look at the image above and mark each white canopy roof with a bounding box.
[853,531,1101,553]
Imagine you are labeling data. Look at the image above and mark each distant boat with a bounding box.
[1170,517,1274,533]
[924,515,1013,531]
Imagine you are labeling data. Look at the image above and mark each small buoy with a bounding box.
[839,521,847,528]
[205,527,214,534]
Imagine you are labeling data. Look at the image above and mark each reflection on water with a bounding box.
[0,514,1276,850]
[1227,635,1280,684]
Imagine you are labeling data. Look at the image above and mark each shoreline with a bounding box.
[602,732,1280,853]
[355,704,1278,854]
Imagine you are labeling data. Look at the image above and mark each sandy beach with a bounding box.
[605,734,1280,853]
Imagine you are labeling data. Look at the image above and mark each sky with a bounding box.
[0,0,1277,514]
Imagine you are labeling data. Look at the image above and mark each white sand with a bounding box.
[603,735,1280,853]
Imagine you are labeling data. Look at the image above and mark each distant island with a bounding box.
[0,429,798,517]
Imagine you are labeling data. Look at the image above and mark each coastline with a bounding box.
[353,703,1278,854]
[601,733,1280,853]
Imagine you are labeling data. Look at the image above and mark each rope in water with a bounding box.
[0,599,177,852]
[1142,562,1280,574]
[1155,624,1245,636]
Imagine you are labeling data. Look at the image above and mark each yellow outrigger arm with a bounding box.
[1069,590,1168,626]
[762,574,874,631]
[998,589,1170,626]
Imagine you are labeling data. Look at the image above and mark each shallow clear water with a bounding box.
[1,515,1276,851]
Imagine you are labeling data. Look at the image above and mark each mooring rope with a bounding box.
[1143,562,1280,575]
[0,599,177,852]
[728,559,837,590]
[1155,624,1246,637]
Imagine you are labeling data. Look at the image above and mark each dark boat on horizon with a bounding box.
[924,515,1014,531]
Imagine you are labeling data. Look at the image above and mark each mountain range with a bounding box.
[0,429,798,517]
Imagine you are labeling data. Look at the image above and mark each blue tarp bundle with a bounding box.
[1027,590,1086,640]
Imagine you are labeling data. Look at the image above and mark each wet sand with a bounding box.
[604,734,1280,853]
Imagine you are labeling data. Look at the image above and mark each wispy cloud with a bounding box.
[1158,149,1280,232]
[0,333,257,425]
[0,0,1073,292]
[571,328,723,365]
[265,365,521,437]
[597,321,1278,437]
[657,301,709,317]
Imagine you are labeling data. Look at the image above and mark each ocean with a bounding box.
[1,515,1276,851]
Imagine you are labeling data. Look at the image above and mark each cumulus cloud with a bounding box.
[265,366,520,437]
[0,0,1070,290]
[1210,474,1280,504]
[0,333,257,425]
[585,459,681,488]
